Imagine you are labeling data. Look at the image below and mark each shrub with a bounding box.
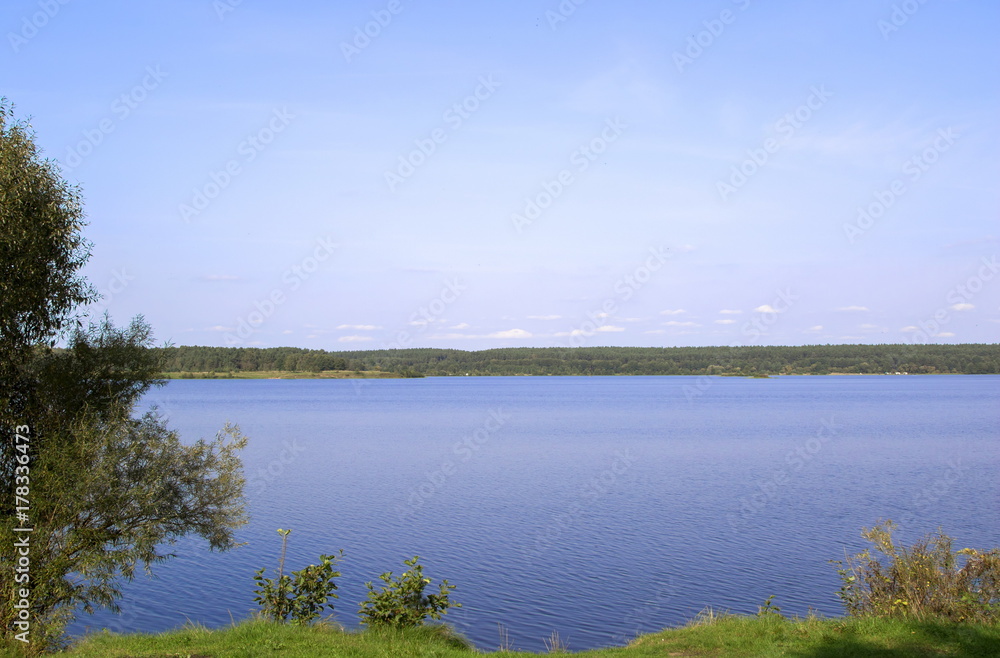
[833,520,1000,622]
[358,556,460,628]
[252,529,343,625]
[756,595,784,618]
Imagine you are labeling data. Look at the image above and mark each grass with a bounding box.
[18,613,999,657]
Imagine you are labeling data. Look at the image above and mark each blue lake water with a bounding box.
[69,375,999,652]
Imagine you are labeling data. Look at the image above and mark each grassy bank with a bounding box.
[45,614,1000,657]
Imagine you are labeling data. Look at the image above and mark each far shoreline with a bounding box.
[156,371,981,380]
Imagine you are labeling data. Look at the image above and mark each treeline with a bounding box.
[157,346,355,373]
[155,344,1000,376]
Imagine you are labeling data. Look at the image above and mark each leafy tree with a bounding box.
[0,100,248,651]
[0,99,96,437]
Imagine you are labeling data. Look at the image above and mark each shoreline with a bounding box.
[155,371,982,380]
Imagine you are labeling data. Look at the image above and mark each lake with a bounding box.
[69,375,999,652]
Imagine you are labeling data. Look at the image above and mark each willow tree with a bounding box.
[0,99,248,651]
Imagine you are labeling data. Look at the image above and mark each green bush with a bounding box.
[252,529,343,625]
[756,595,784,618]
[358,556,460,628]
[833,520,1000,622]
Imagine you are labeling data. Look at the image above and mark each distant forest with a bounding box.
[155,344,1000,376]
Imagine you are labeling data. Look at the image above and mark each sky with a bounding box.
[4,0,999,351]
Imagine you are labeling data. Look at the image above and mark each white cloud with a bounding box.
[205,325,231,332]
[450,322,470,329]
[714,319,736,325]
[337,324,382,330]
[950,303,975,311]
[660,309,686,315]
[201,274,240,281]
[719,309,742,315]
[555,328,601,337]
[527,314,561,320]
[663,321,700,327]
[338,335,373,342]
[488,328,532,339]
[754,305,779,313]
[429,327,534,339]
[805,325,823,332]
[643,329,666,334]
[937,332,956,337]
[596,325,625,332]
[837,306,869,312]
[901,326,919,332]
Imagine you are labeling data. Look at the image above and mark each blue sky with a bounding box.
[5,0,998,350]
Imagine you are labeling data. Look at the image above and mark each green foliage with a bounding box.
[756,595,784,618]
[153,344,1000,378]
[252,529,343,625]
[0,100,248,651]
[833,520,1000,623]
[156,345,353,374]
[358,556,460,629]
[0,99,96,364]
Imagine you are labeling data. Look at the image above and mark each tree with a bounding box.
[1,99,248,651]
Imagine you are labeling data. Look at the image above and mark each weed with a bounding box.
[832,519,1000,622]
